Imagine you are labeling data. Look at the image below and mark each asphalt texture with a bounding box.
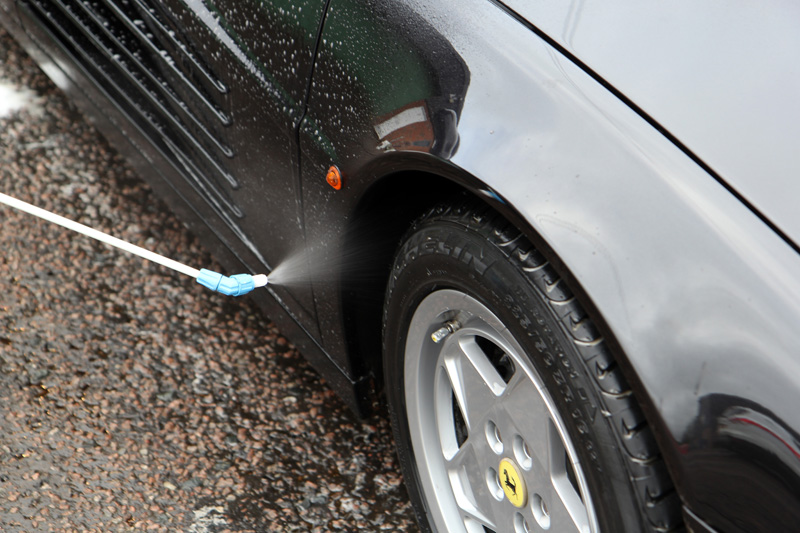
[0,27,417,532]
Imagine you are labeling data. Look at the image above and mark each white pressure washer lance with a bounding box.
[0,192,268,296]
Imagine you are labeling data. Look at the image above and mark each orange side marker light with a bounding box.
[326,165,343,190]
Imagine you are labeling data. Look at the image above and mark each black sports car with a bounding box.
[3,1,800,532]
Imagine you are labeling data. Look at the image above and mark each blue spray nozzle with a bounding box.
[196,269,268,296]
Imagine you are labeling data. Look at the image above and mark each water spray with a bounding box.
[0,192,268,296]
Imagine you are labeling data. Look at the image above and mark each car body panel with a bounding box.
[297,0,471,369]
[498,0,800,251]
[4,0,800,530]
[4,0,375,410]
[299,0,800,530]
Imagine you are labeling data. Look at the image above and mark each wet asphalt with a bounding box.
[0,27,417,532]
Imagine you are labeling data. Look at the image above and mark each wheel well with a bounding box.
[340,171,465,392]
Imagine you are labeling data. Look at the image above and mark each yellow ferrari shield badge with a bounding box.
[499,458,527,508]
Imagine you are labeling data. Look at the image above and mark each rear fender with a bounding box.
[300,0,800,530]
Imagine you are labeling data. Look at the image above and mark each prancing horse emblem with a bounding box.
[503,468,517,496]
[499,458,526,507]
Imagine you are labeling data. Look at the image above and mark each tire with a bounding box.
[382,202,682,533]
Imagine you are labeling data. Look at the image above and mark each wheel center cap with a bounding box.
[499,458,527,508]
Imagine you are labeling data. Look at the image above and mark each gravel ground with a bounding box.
[0,27,417,533]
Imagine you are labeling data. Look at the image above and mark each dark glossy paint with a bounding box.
[302,1,800,531]
[499,0,800,255]
[298,0,471,371]
[5,0,800,531]
[5,0,369,408]
[17,0,325,333]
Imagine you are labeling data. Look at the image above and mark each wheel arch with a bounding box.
[338,161,661,438]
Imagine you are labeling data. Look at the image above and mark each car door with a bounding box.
[17,0,329,335]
